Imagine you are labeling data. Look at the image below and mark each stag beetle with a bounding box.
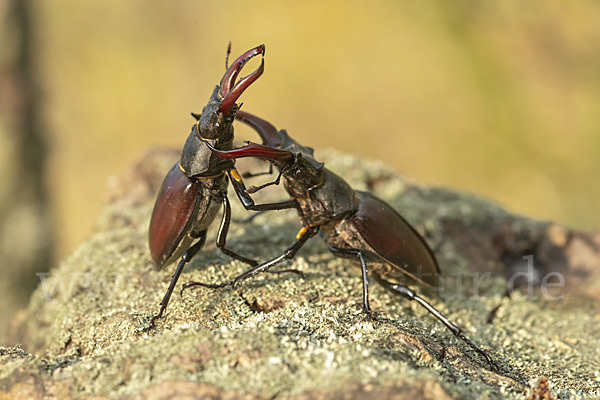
[147,45,296,328]
[183,110,497,369]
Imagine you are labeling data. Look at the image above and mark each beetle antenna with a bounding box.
[225,41,232,70]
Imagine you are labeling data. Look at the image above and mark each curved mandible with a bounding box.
[219,45,265,114]
[206,141,294,165]
[236,110,283,148]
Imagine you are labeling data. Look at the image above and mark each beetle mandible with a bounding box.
[183,110,497,369]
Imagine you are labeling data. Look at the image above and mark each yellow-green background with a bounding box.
[34,1,600,260]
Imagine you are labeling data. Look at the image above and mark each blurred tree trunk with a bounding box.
[0,0,53,343]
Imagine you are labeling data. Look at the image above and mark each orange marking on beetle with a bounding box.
[296,226,308,239]
[196,171,226,180]
[230,169,243,183]
[310,171,325,189]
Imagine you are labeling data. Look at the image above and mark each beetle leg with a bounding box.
[181,209,311,295]
[180,228,311,293]
[227,169,299,212]
[374,275,499,371]
[216,196,258,266]
[328,246,373,319]
[180,267,305,294]
[246,168,283,194]
[148,231,207,329]
[230,225,315,287]
[245,199,299,213]
[227,168,254,209]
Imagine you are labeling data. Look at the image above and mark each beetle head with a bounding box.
[280,153,324,198]
[181,45,265,177]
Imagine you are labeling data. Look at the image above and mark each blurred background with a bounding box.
[1,0,599,343]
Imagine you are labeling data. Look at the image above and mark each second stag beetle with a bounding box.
[147,45,293,327]
[184,110,497,369]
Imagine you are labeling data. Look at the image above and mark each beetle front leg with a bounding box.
[246,168,283,194]
[227,168,299,212]
[216,196,258,266]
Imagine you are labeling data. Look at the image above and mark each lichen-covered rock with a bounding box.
[3,149,599,399]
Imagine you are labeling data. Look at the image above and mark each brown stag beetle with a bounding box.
[183,110,498,369]
[148,45,298,328]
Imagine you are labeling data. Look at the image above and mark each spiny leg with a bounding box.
[374,275,498,370]
[227,168,298,212]
[328,246,373,319]
[181,226,314,293]
[246,169,283,194]
[233,227,313,286]
[216,196,258,266]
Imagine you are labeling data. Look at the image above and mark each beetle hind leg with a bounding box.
[374,275,498,370]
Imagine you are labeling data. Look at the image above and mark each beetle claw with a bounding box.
[457,333,499,371]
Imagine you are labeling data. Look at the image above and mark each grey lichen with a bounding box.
[2,149,599,399]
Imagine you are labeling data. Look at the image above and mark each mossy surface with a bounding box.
[2,149,599,399]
